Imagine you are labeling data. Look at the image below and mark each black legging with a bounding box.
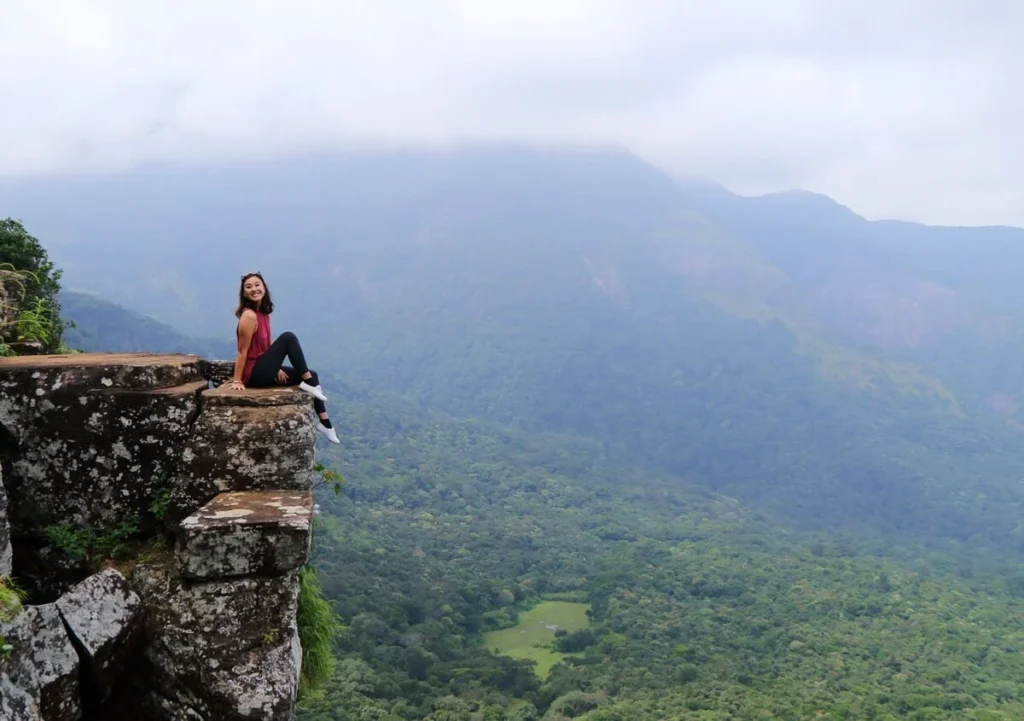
[247,331,326,415]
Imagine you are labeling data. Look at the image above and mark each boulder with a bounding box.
[55,569,142,703]
[0,353,207,535]
[0,604,81,721]
[0,671,40,720]
[176,490,313,580]
[169,386,315,522]
[0,352,320,719]
[133,564,301,721]
[0,463,11,577]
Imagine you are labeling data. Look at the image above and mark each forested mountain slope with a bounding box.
[47,275,1024,719]
[59,290,232,358]
[7,147,1024,551]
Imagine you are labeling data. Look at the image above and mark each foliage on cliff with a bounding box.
[298,564,345,699]
[0,578,24,623]
[0,218,68,352]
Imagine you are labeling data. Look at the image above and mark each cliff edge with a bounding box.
[0,352,318,720]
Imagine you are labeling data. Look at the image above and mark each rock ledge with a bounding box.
[176,490,313,580]
[0,353,320,720]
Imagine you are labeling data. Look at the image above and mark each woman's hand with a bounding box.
[224,379,245,391]
[275,369,289,384]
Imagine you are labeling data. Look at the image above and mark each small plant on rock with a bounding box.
[0,576,26,623]
[44,523,91,561]
[14,295,56,347]
[45,519,140,564]
[149,487,173,521]
[311,461,345,497]
[0,576,26,657]
[96,519,140,560]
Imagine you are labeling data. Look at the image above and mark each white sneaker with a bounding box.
[316,421,340,444]
[299,381,327,402]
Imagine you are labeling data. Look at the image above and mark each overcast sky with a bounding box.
[1,1,1022,227]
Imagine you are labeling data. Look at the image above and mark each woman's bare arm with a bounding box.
[230,310,257,386]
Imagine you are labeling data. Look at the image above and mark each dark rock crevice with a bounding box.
[58,610,100,716]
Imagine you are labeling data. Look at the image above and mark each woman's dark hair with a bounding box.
[235,271,274,317]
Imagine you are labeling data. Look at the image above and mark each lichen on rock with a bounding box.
[0,354,206,537]
[0,670,39,721]
[0,603,81,721]
[134,563,302,721]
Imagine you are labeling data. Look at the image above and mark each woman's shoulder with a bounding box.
[237,308,259,325]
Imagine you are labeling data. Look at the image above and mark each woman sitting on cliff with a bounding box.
[223,271,340,444]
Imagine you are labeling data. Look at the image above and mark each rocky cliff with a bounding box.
[0,352,319,720]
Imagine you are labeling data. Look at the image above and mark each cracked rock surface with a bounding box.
[1,462,12,577]
[134,563,301,721]
[0,603,81,721]
[55,568,142,703]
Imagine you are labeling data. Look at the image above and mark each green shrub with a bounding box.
[297,565,344,698]
[44,523,91,560]
[149,487,172,521]
[45,519,140,563]
[0,220,68,352]
[0,577,26,623]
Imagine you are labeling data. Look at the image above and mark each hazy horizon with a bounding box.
[3,1,1023,228]
[3,142,1020,234]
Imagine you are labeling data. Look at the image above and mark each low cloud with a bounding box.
[2,0,1022,226]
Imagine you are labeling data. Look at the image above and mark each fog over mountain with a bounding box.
[3,1,1024,226]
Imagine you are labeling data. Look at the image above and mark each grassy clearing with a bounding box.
[483,601,590,678]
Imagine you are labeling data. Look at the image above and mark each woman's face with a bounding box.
[243,276,266,304]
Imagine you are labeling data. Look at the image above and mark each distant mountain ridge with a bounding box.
[60,290,232,359]
[6,146,1024,549]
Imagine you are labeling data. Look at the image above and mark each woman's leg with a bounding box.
[248,332,314,387]
[247,338,338,443]
[277,366,327,416]
[277,365,338,442]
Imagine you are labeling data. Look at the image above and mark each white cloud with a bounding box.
[1,0,1022,226]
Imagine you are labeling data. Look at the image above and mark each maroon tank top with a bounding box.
[240,311,271,383]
